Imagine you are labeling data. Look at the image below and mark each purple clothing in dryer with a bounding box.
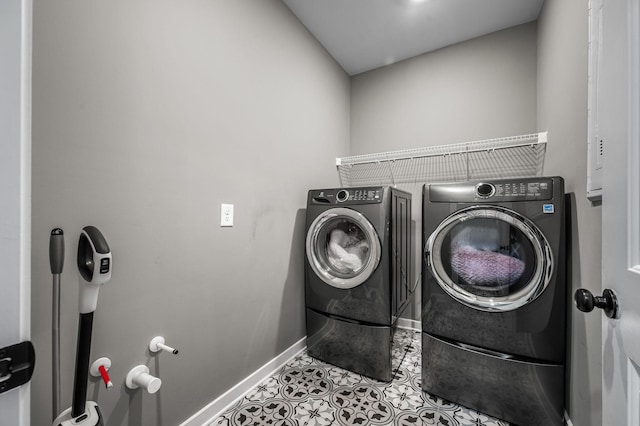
[451,245,525,287]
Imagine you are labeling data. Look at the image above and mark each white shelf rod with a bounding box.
[336,132,547,167]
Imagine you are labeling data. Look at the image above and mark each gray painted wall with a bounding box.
[30,1,349,425]
[350,22,538,155]
[537,0,602,425]
[350,22,538,321]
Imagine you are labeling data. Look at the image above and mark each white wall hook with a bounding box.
[90,357,113,389]
[125,365,161,394]
[149,336,179,355]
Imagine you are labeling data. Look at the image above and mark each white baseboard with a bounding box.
[180,319,419,425]
[179,336,307,426]
[396,317,420,331]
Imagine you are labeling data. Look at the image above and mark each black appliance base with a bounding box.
[306,308,396,382]
[422,332,564,426]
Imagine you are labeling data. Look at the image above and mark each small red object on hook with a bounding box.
[98,365,113,389]
[90,357,113,390]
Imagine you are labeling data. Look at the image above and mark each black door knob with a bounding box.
[574,288,619,319]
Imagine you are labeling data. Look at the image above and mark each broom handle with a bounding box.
[49,229,64,420]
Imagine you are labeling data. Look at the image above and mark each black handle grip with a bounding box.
[82,226,110,254]
[49,228,64,274]
[574,288,619,319]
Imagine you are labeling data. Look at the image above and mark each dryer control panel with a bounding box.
[309,187,384,205]
[430,178,556,202]
[488,181,553,199]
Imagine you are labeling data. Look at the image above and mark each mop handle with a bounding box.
[49,228,64,420]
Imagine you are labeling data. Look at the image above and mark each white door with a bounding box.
[600,0,640,424]
[0,0,31,425]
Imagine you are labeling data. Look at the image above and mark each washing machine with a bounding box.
[305,186,412,381]
[421,177,567,426]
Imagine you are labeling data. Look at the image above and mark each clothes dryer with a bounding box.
[305,186,412,381]
[421,177,567,426]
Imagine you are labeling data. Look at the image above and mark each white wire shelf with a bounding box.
[336,132,547,187]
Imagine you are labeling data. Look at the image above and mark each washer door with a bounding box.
[306,207,382,289]
[426,206,553,312]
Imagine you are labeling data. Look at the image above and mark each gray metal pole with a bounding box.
[49,228,64,420]
[52,273,61,419]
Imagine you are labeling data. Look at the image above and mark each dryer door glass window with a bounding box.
[306,207,382,289]
[427,206,553,311]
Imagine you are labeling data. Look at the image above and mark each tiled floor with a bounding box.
[209,328,509,426]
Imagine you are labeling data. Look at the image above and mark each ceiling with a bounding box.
[281,0,545,76]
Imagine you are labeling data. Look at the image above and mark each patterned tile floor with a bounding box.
[209,328,509,426]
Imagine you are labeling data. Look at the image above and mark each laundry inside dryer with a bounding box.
[444,218,536,293]
[324,219,371,274]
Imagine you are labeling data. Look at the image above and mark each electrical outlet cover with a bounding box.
[221,204,234,227]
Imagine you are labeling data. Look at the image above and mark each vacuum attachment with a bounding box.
[53,226,111,425]
[54,401,103,426]
[77,226,112,314]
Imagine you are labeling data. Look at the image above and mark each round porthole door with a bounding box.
[306,208,382,289]
[426,206,554,312]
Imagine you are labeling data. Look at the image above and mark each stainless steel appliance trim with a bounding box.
[426,205,554,312]
[306,207,382,289]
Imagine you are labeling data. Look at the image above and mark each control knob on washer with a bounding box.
[336,190,349,202]
[475,183,495,198]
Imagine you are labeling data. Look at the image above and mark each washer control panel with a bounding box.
[431,178,556,202]
[309,187,384,205]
